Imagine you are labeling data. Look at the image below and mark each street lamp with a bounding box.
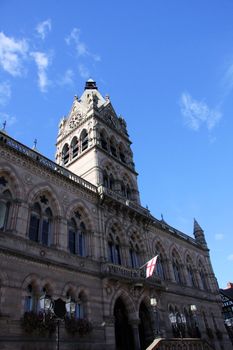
[40,292,66,350]
[150,297,160,337]
[190,304,200,338]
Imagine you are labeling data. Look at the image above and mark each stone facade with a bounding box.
[0,80,230,349]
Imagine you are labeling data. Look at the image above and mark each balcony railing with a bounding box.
[0,131,97,194]
[98,186,151,218]
[101,262,162,286]
[146,337,214,350]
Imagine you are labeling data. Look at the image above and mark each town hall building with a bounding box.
[0,80,230,349]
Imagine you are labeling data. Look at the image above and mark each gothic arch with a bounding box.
[0,163,24,199]
[169,244,183,264]
[66,200,94,233]
[105,216,124,240]
[27,183,61,216]
[109,288,137,319]
[21,273,41,291]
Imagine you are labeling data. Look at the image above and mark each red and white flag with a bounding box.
[146,255,158,278]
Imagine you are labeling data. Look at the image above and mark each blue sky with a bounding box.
[0,0,232,288]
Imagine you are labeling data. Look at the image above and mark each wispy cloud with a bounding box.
[0,32,28,76]
[0,112,16,127]
[65,28,101,61]
[31,51,50,92]
[36,19,51,40]
[227,254,233,261]
[78,64,90,79]
[57,69,74,86]
[180,92,222,131]
[215,233,224,241]
[0,81,11,106]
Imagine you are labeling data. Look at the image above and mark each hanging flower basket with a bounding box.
[21,311,56,336]
[64,317,92,336]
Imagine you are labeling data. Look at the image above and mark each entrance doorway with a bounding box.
[139,302,154,350]
[114,297,134,350]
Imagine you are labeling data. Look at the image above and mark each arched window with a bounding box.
[172,252,182,284]
[121,183,126,197]
[110,138,117,157]
[109,174,114,190]
[0,189,12,231]
[29,201,53,246]
[71,137,79,159]
[199,265,208,290]
[24,284,38,312]
[103,170,109,188]
[156,257,165,280]
[126,185,131,199]
[81,129,88,151]
[100,131,108,150]
[68,214,86,257]
[108,229,121,265]
[129,243,140,268]
[186,259,196,287]
[119,144,126,163]
[62,144,70,165]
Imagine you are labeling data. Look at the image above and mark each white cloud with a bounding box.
[78,64,90,79]
[57,69,74,86]
[36,19,51,40]
[180,92,222,131]
[0,112,16,127]
[0,81,11,106]
[0,32,28,76]
[215,233,224,241]
[227,254,233,261]
[66,28,100,61]
[31,51,50,92]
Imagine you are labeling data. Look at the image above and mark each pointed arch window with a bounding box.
[81,130,88,151]
[68,218,86,257]
[62,144,70,165]
[156,257,165,280]
[187,264,196,287]
[129,243,140,268]
[103,171,109,188]
[29,202,53,246]
[126,185,131,199]
[71,137,79,159]
[172,256,182,284]
[24,284,38,312]
[109,174,114,190]
[108,231,121,265]
[119,145,126,163]
[199,268,208,290]
[0,189,12,231]
[100,131,108,150]
[110,139,117,157]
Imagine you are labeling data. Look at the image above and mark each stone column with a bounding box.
[129,319,141,350]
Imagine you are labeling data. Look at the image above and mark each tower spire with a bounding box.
[193,218,207,248]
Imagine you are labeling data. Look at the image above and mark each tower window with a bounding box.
[100,132,108,150]
[81,130,88,151]
[62,144,70,165]
[71,137,79,159]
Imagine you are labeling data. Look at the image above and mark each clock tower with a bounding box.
[56,79,140,204]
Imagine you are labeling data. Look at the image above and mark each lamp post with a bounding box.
[190,304,200,338]
[40,293,66,350]
[169,312,186,339]
[150,297,160,337]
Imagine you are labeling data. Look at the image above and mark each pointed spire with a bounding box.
[193,218,207,248]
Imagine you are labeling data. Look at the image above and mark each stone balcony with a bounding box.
[101,262,164,289]
[146,337,214,350]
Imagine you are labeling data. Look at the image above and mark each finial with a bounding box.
[2,120,6,131]
[161,213,164,221]
[33,139,38,151]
